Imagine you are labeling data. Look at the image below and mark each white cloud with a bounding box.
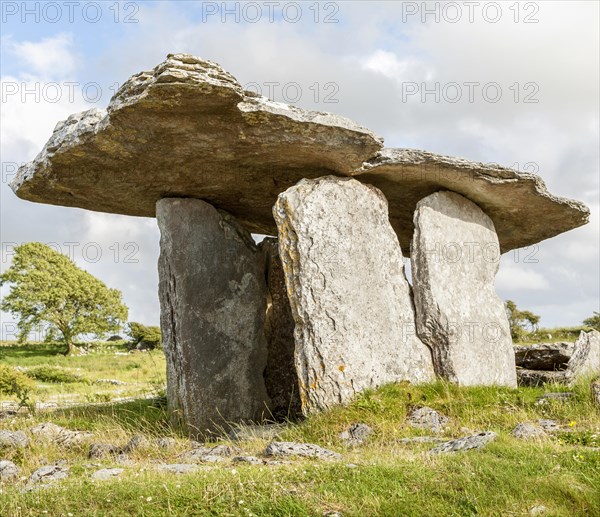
[496,263,550,292]
[6,33,78,80]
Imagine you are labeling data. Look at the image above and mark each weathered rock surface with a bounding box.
[514,342,574,370]
[430,432,497,454]
[339,423,373,445]
[179,445,239,463]
[88,443,121,459]
[356,148,589,253]
[411,191,517,387]
[274,176,435,412]
[512,423,548,440]
[92,468,124,480]
[156,463,201,474]
[535,392,573,405]
[157,198,270,436]
[517,369,566,387]
[517,332,599,387]
[265,441,341,460]
[259,238,301,419]
[122,435,150,453]
[0,430,28,449]
[406,407,449,434]
[0,460,19,482]
[232,456,264,465]
[12,55,588,253]
[156,437,178,449]
[565,331,600,383]
[28,465,69,485]
[31,422,93,448]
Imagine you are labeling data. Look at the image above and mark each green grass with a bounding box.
[0,341,166,405]
[514,326,593,345]
[1,342,599,516]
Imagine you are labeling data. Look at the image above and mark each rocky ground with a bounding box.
[1,378,599,516]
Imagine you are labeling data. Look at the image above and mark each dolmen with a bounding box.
[11,54,592,437]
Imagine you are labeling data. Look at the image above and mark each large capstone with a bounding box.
[157,198,270,437]
[274,176,435,413]
[411,191,517,387]
[12,55,588,254]
[259,237,301,419]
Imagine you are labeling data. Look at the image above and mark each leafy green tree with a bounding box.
[505,300,541,340]
[127,321,161,350]
[0,242,128,354]
[583,312,600,331]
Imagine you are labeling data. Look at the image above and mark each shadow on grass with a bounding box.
[0,342,66,361]
[49,397,176,436]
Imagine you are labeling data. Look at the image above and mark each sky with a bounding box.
[1,0,598,339]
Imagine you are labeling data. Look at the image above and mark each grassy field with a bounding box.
[1,341,599,516]
[0,341,166,406]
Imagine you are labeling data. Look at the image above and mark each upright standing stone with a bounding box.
[411,191,517,387]
[274,176,435,413]
[259,237,302,419]
[157,198,270,437]
[565,330,600,384]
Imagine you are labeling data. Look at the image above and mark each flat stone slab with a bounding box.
[11,54,588,253]
[411,191,517,387]
[157,198,270,436]
[274,176,434,412]
[514,342,574,370]
[265,441,341,460]
[430,432,497,454]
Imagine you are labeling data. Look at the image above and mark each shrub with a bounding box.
[25,365,85,384]
[127,322,161,350]
[0,364,34,408]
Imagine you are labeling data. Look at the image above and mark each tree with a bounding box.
[126,322,161,350]
[0,242,128,354]
[583,312,600,331]
[505,300,541,340]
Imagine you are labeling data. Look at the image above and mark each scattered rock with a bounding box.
[30,422,64,440]
[430,432,497,454]
[517,369,565,387]
[411,191,517,387]
[156,464,201,474]
[512,423,548,440]
[228,424,284,442]
[156,437,178,449]
[529,505,548,515]
[91,468,124,480]
[88,443,122,459]
[274,176,435,413]
[107,335,123,342]
[398,436,446,444]
[535,392,574,405]
[265,442,342,460]
[0,460,19,482]
[406,407,449,434]
[122,435,150,453]
[339,423,373,445]
[158,198,270,436]
[514,342,573,370]
[0,430,28,449]
[232,456,263,465]
[96,379,127,385]
[538,420,560,433]
[179,445,239,463]
[30,422,93,448]
[28,465,68,485]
